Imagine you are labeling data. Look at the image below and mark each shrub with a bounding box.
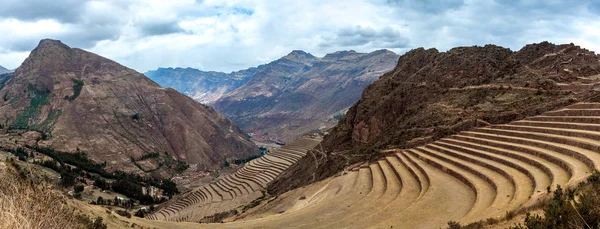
[115,209,131,218]
[87,217,107,229]
[64,78,84,101]
[131,113,141,120]
[447,221,461,229]
[510,173,600,229]
[74,185,84,193]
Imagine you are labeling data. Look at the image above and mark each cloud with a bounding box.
[0,0,90,23]
[0,0,598,73]
[385,0,464,14]
[320,25,409,48]
[138,20,186,36]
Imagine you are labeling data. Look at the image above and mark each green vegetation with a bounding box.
[131,113,141,120]
[224,153,263,167]
[138,152,160,160]
[8,97,19,104]
[9,84,51,130]
[29,146,178,203]
[509,170,600,229]
[130,152,189,174]
[230,155,262,165]
[64,78,84,101]
[333,113,345,121]
[159,152,189,174]
[446,171,600,229]
[30,109,61,135]
[87,217,107,229]
[259,146,268,155]
[173,160,189,173]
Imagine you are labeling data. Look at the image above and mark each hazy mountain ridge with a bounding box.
[144,67,261,104]
[0,39,259,177]
[212,49,399,142]
[0,65,11,74]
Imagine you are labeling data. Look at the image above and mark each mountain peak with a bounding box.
[323,50,360,60]
[283,50,316,62]
[23,39,75,72]
[34,39,71,52]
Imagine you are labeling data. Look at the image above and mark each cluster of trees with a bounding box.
[131,151,189,174]
[225,154,263,167]
[7,147,32,161]
[93,196,135,209]
[30,146,178,204]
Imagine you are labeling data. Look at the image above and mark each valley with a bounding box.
[3,39,600,229]
[148,50,399,143]
[3,1,600,229]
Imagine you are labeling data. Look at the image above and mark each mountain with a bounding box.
[268,41,600,195]
[212,49,399,142]
[0,39,259,177]
[0,65,10,74]
[144,67,259,104]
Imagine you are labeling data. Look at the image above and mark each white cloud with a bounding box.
[0,0,599,72]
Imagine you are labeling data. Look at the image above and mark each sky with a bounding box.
[0,0,599,73]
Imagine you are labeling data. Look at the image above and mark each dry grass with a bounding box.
[0,161,93,229]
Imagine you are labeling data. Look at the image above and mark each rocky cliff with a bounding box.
[212,49,399,142]
[268,41,600,195]
[0,39,259,177]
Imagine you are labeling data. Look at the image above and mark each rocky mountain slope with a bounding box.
[145,67,259,104]
[212,50,399,142]
[0,39,259,177]
[268,41,600,195]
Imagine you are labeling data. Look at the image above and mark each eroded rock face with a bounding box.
[268,41,600,195]
[212,49,399,142]
[0,39,259,176]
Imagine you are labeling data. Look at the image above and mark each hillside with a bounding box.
[268,41,600,195]
[0,39,259,177]
[212,50,399,142]
[82,102,600,228]
[145,67,259,104]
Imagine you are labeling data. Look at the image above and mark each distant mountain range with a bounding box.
[0,65,11,74]
[148,49,399,142]
[145,67,260,104]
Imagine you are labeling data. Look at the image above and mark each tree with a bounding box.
[74,185,84,193]
[96,196,104,205]
[87,216,107,229]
